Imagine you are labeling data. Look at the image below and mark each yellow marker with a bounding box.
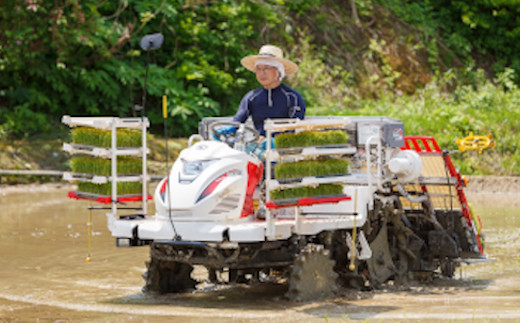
[456,132,495,154]
[162,95,168,119]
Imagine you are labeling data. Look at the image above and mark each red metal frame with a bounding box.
[241,162,264,217]
[265,195,351,209]
[68,191,152,204]
[403,136,442,153]
[402,136,483,254]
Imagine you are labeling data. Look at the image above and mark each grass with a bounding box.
[274,130,348,148]
[270,183,344,200]
[274,158,349,179]
[308,69,520,176]
[70,156,142,176]
[71,127,142,147]
[77,181,144,196]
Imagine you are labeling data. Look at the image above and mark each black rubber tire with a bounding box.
[142,252,196,294]
[440,259,458,278]
[285,244,338,301]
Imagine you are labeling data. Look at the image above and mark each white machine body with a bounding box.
[108,117,414,248]
[154,140,260,222]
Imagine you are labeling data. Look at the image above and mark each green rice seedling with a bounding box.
[78,181,144,196]
[270,183,344,200]
[71,127,142,147]
[117,128,144,147]
[274,130,348,148]
[274,158,349,179]
[70,156,142,175]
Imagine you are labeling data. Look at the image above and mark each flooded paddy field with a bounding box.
[0,177,519,322]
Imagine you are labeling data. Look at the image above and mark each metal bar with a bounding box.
[411,138,421,151]
[421,138,432,152]
[88,206,144,210]
[111,121,117,216]
[265,126,274,240]
[142,117,148,216]
[0,170,164,180]
[0,170,64,176]
[86,201,93,262]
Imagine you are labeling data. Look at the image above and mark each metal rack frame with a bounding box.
[61,115,150,217]
[263,118,355,239]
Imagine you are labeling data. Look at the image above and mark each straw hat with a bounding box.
[241,45,299,75]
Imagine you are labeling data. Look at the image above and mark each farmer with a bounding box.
[233,44,306,140]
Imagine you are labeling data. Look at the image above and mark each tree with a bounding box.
[0,0,280,138]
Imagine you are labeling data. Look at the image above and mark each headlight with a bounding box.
[180,159,216,183]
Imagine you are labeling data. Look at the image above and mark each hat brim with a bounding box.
[241,55,299,75]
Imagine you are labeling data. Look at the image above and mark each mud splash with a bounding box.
[0,181,519,322]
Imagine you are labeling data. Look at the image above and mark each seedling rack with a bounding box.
[263,118,356,238]
[61,116,151,218]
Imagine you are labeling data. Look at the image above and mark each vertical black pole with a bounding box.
[141,49,151,120]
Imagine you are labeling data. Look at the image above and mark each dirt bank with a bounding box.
[0,182,75,195]
[466,175,520,193]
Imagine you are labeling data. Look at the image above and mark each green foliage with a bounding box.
[375,0,520,81]
[274,158,349,179]
[275,130,348,148]
[0,0,280,138]
[291,36,358,114]
[312,68,520,175]
[284,0,322,15]
[71,127,142,147]
[2,0,520,177]
[77,181,143,196]
[70,156,142,176]
[270,183,344,200]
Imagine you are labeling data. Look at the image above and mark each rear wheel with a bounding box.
[440,259,459,278]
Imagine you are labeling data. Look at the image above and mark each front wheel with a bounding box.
[142,245,196,294]
[285,243,338,301]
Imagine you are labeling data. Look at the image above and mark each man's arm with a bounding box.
[292,90,306,119]
[232,91,253,123]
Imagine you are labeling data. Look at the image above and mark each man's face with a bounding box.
[255,64,279,88]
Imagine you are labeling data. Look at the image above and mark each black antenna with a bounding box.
[136,33,164,119]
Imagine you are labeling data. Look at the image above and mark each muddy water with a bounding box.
[0,183,519,322]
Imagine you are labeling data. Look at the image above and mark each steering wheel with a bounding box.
[209,121,259,147]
